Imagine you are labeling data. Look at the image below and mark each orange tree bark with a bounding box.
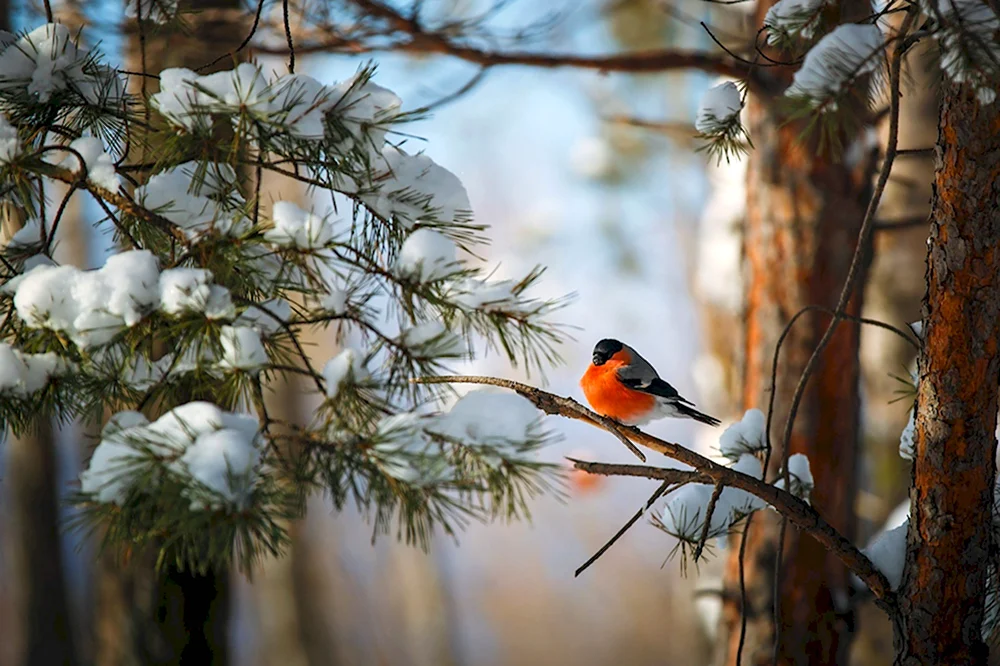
[716,2,873,664]
[895,87,1000,666]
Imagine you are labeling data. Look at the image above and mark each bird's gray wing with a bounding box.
[616,345,695,405]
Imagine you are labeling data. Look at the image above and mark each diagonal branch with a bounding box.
[413,374,895,608]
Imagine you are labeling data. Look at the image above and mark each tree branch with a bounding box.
[256,0,759,89]
[412,374,895,607]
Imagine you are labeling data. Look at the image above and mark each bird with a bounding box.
[580,338,720,427]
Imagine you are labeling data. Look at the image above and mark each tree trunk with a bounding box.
[895,87,1000,666]
[716,2,873,664]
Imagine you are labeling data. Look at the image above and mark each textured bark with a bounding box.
[92,5,247,664]
[716,2,873,664]
[895,87,1000,666]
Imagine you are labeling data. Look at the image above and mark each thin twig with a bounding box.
[283,0,296,74]
[694,482,725,562]
[736,514,753,666]
[573,479,673,577]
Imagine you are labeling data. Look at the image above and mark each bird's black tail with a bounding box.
[676,403,721,427]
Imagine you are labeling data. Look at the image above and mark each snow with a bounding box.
[235,299,291,335]
[152,64,402,144]
[908,320,923,340]
[319,282,348,314]
[322,348,367,399]
[180,427,261,509]
[0,112,19,164]
[56,136,120,192]
[695,82,743,134]
[786,24,885,107]
[429,389,540,447]
[158,268,235,320]
[718,408,767,461]
[862,521,907,589]
[0,24,84,102]
[0,343,70,397]
[395,228,460,282]
[363,146,472,227]
[720,454,767,515]
[400,321,466,358]
[774,453,814,501]
[11,250,160,347]
[326,73,402,154]
[930,0,1000,105]
[264,200,341,249]
[450,278,538,314]
[900,409,915,460]
[218,325,268,371]
[661,484,729,540]
[80,402,262,508]
[570,136,613,180]
[134,162,244,240]
[764,0,829,44]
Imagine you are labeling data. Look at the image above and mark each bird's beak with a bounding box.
[592,354,603,366]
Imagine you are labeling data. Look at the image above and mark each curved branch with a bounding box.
[412,374,895,608]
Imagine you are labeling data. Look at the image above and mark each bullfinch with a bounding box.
[580,338,720,427]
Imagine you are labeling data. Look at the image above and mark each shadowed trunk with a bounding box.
[895,86,1000,666]
[716,1,873,664]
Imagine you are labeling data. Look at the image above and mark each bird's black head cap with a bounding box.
[592,338,624,366]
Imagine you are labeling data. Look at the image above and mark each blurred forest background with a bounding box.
[0,0,932,664]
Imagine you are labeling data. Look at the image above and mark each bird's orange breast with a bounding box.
[580,360,656,423]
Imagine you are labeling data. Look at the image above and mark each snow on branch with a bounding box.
[694,81,751,165]
[0,21,571,572]
[785,23,886,112]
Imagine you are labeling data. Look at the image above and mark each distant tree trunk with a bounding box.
[92,4,246,664]
[716,2,873,664]
[895,87,1000,666]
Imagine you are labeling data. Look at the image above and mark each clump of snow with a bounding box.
[0,343,71,397]
[322,348,367,399]
[371,412,446,484]
[900,409,915,460]
[134,162,245,240]
[862,521,907,589]
[363,146,471,227]
[450,278,539,315]
[660,484,730,540]
[429,389,541,448]
[0,24,86,102]
[152,64,402,146]
[180,427,261,509]
[719,408,767,461]
[217,326,268,371]
[764,0,829,44]
[0,112,20,164]
[774,453,814,502]
[929,0,1000,105]
[695,82,743,134]
[785,24,885,108]
[80,402,262,509]
[720,453,768,515]
[570,135,614,180]
[400,321,466,358]
[55,136,120,192]
[264,200,341,249]
[325,73,402,156]
[394,228,459,282]
[158,268,235,320]
[10,250,161,347]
